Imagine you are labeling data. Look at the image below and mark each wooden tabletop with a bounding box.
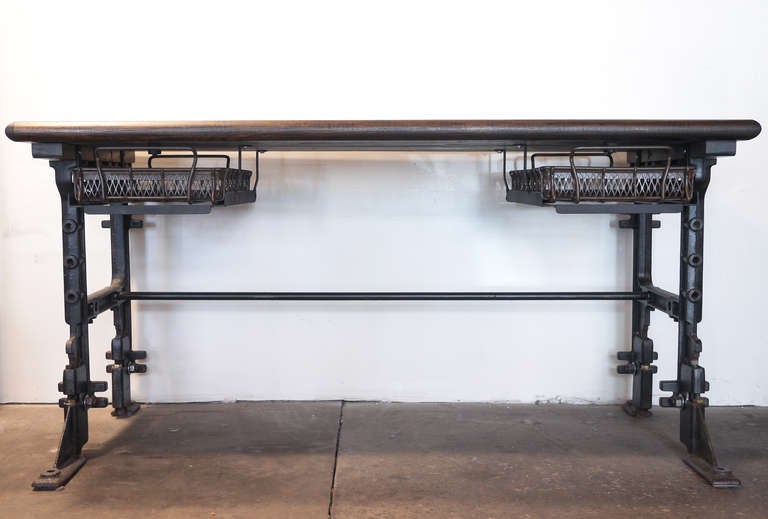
[5,120,761,151]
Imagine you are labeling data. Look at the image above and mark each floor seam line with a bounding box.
[327,400,345,518]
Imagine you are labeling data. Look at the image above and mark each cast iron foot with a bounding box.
[684,455,741,488]
[622,400,652,418]
[32,456,87,491]
[112,402,141,418]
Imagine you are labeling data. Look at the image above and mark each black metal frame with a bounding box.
[612,152,740,487]
[105,211,146,418]
[33,160,107,490]
[31,142,741,490]
[617,212,658,418]
[664,157,740,487]
[121,291,642,301]
[33,157,147,490]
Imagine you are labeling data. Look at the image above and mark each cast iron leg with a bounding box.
[106,213,146,418]
[618,214,658,417]
[659,157,740,488]
[33,160,109,490]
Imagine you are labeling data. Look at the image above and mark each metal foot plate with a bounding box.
[32,456,87,491]
[112,402,141,418]
[622,401,651,418]
[684,455,741,488]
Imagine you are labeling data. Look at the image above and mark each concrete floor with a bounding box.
[0,403,766,518]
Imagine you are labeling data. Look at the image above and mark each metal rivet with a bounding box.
[64,255,78,269]
[687,254,702,267]
[62,220,77,233]
[687,289,702,302]
[65,290,80,304]
[689,218,703,231]
[41,468,61,478]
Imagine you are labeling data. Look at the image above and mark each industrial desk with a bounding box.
[5,120,762,490]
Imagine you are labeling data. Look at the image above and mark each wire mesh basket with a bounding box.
[505,148,695,205]
[72,149,257,206]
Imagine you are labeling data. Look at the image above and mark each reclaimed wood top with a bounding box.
[5,120,761,151]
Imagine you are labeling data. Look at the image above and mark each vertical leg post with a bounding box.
[33,160,109,490]
[618,214,658,416]
[659,157,740,488]
[106,213,145,417]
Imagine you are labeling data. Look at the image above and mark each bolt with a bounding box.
[689,218,703,231]
[64,255,79,269]
[687,254,702,267]
[62,220,78,233]
[41,469,61,478]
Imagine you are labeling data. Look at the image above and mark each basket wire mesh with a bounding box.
[505,147,694,204]
[74,167,252,204]
[508,166,694,203]
[72,148,256,205]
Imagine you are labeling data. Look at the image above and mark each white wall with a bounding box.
[0,0,765,404]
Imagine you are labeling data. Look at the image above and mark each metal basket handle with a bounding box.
[253,151,264,194]
[93,150,111,201]
[96,146,200,203]
[529,152,612,203]
[569,146,673,203]
[146,149,199,203]
[237,146,263,194]
[531,152,614,170]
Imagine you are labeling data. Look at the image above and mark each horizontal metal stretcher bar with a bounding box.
[121,291,644,301]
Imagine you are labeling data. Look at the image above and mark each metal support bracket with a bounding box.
[617,214,658,417]
[33,160,108,490]
[32,407,88,490]
[85,204,213,215]
[101,217,144,229]
[556,203,684,215]
[86,286,121,322]
[644,286,680,320]
[656,155,741,487]
[681,401,741,488]
[105,212,145,418]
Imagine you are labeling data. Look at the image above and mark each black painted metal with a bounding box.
[86,285,120,321]
[31,408,88,490]
[84,203,214,215]
[107,213,145,418]
[658,157,741,487]
[121,291,643,301]
[554,203,684,215]
[617,214,658,417]
[32,161,108,491]
[644,285,680,319]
